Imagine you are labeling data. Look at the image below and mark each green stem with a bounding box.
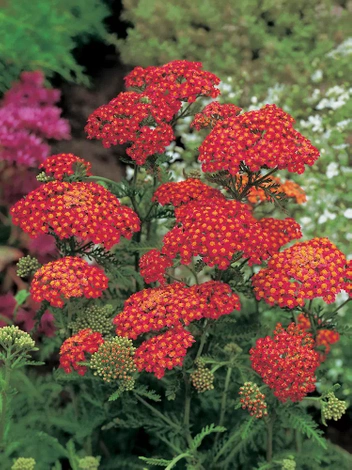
[165,452,191,470]
[195,320,210,361]
[183,371,193,447]
[134,394,179,431]
[295,429,302,453]
[329,298,351,316]
[86,175,119,186]
[0,360,11,448]
[214,367,232,444]
[266,417,274,462]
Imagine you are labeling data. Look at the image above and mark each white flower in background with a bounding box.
[327,38,352,58]
[300,115,324,133]
[343,208,352,219]
[318,209,337,224]
[326,162,339,178]
[336,119,352,132]
[264,84,285,104]
[251,96,258,104]
[307,88,321,104]
[316,86,350,110]
[126,166,134,181]
[332,143,349,150]
[311,69,323,82]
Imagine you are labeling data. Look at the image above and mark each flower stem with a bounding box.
[215,366,232,444]
[134,394,179,431]
[266,416,274,462]
[0,360,11,449]
[183,371,193,447]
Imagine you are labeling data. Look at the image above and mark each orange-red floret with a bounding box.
[297,313,340,360]
[39,153,92,180]
[113,281,240,339]
[240,175,307,205]
[345,260,352,297]
[250,323,321,402]
[59,328,104,376]
[154,181,301,268]
[30,257,109,307]
[252,238,348,308]
[198,104,320,175]
[134,327,195,379]
[139,249,173,285]
[191,101,242,130]
[10,180,140,249]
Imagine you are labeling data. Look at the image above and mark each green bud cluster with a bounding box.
[69,305,114,336]
[190,359,214,393]
[322,392,347,422]
[36,172,54,183]
[11,457,36,470]
[78,456,101,470]
[90,336,137,385]
[0,326,36,354]
[281,457,296,470]
[16,255,41,278]
[119,377,135,392]
[224,342,242,355]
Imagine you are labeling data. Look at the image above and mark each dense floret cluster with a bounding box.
[239,382,268,418]
[198,104,320,175]
[10,181,140,249]
[297,314,340,360]
[59,329,104,376]
[30,257,109,307]
[39,153,92,180]
[190,359,214,393]
[113,281,240,339]
[322,392,347,422]
[134,327,195,379]
[252,238,348,308]
[139,249,173,285]
[191,101,242,130]
[69,304,114,336]
[250,323,320,402]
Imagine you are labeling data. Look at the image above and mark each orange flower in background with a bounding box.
[237,175,307,204]
[10,181,140,249]
[199,104,320,175]
[39,153,92,180]
[297,313,340,360]
[134,327,195,379]
[30,257,109,307]
[252,238,348,308]
[250,323,320,402]
[59,329,104,376]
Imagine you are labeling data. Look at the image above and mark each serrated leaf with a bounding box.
[108,390,121,401]
[14,289,30,306]
[191,424,226,451]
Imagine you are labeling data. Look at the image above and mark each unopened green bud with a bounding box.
[36,172,54,183]
[11,457,36,470]
[0,326,36,354]
[281,457,296,470]
[78,456,101,470]
[70,305,114,336]
[90,336,137,386]
[322,392,347,422]
[190,366,214,393]
[16,255,41,278]
[224,342,242,355]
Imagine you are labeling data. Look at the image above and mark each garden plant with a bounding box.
[1,60,351,469]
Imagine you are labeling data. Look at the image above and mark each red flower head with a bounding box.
[85,91,176,164]
[39,153,92,180]
[10,181,140,249]
[139,249,173,285]
[125,60,221,104]
[30,257,109,307]
[250,323,321,402]
[345,260,352,297]
[297,314,340,360]
[156,182,301,269]
[198,104,320,175]
[191,101,242,130]
[134,327,195,379]
[113,281,240,339]
[252,238,348,308]
[59,329,104,375]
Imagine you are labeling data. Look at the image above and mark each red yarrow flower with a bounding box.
[10,181,140,249]
[250,323,320,402]
[191,101,242,130]
[134,327,195,379]
[297,313,340,360]
[198,104,320,175]
[59,329,104,376]
[113,281,240,339]
[125,60,221,104]
[139,249,173,285]
[39,153,92,180]
[252,238,348,308]
[30,257,109,307]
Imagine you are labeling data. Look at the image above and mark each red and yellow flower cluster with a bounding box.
[59,328,104,376]
[191,101,242,130]
[297,314,340,360]
[11,180,140,249]
[198,104,320,175]
[39,153,92,180]
[86,61,221,165]
[250,323,320,402]
[31,257,109,307]
[141,179,301,283]
[113,281,240,378]
[239,382,268,418]
[252,238,349,308]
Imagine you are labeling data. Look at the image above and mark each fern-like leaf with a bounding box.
[190,424,226,451]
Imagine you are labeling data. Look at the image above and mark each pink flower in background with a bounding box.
[28,234,57,264]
